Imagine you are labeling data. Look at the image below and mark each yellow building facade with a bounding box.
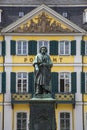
[0,4,87,130]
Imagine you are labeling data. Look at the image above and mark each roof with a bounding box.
[0,0,87,6]
[1,4,86,34]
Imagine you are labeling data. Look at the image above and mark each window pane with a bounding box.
[65,41,69,55]
[60,42,64,54]
[60,79,64,92]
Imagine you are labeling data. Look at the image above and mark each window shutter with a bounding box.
[81,40,85,56]
[71,40,76,55]
[81,72,85,94]
[28,40,37,55]
[51,72,58,97]
[10,40,16,55]
[2,40,6,56]
[11,72,16,93]
[2,72,6,93]
[71,72,77,93]
[50,41,58,55]
[28,72,34,94]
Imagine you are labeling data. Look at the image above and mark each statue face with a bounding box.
[40,47,47,54]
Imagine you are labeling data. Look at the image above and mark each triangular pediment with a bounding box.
[1,4,86,33]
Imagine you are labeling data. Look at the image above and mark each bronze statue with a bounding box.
[33,46,53,95]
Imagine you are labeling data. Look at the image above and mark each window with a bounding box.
[62,12,68,18]
[59,72,71,93]
[19,12,24,17]
[37,40,49,54]
[16,40,28,55]
[60,112,71,130]
[16,72,28,93]
[59,41,70,55]
[16,112,27,130]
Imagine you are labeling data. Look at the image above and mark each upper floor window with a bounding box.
[16,112,28,130]
[16,72,28,93]
[59,41,70,55]
[59,112,71,130]
[37,40,49,54]
[51,72,76,94]
[16,40,28,55]
[59,72,71,93]
[11,72,34,94]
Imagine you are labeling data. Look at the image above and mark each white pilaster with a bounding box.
[74,66,82,101]
[74,36,82,63]
[4,104,12,130]
[4,36,12,63]
[74,104,83,130]
[4,67,12,102]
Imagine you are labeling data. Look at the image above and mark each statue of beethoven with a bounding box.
[33,46,53,95]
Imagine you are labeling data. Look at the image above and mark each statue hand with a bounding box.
[39,63,46,67]
[35,67,39,71]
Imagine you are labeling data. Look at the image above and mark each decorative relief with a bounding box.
[55,94,75,102]
[13,12,76,33]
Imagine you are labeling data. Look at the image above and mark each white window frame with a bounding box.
[59,40,70,55]
[16,40,28,55]
[59,72,71,93]
[16,72,28,93]
[37,40,49,54]
[15,111,29,130]
[0,112,2,130]
[0,73,2,93]
[0,41,2,56]
[59,111,72,130]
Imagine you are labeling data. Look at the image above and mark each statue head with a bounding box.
[40,46,47,54]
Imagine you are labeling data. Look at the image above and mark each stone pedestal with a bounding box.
[29,98,56,130]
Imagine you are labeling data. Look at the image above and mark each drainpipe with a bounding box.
[2,36,5,130]
[82,35,84,130]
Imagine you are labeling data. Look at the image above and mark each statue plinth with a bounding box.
[29,97,56,130]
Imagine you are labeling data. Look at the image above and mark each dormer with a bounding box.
[83,9,87,24]
[0,9,2,23]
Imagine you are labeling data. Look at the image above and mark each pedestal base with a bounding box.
[29,99,56,130]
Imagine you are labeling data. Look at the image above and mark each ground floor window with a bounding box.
[16,112,27,130]
[59,112,71,130]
